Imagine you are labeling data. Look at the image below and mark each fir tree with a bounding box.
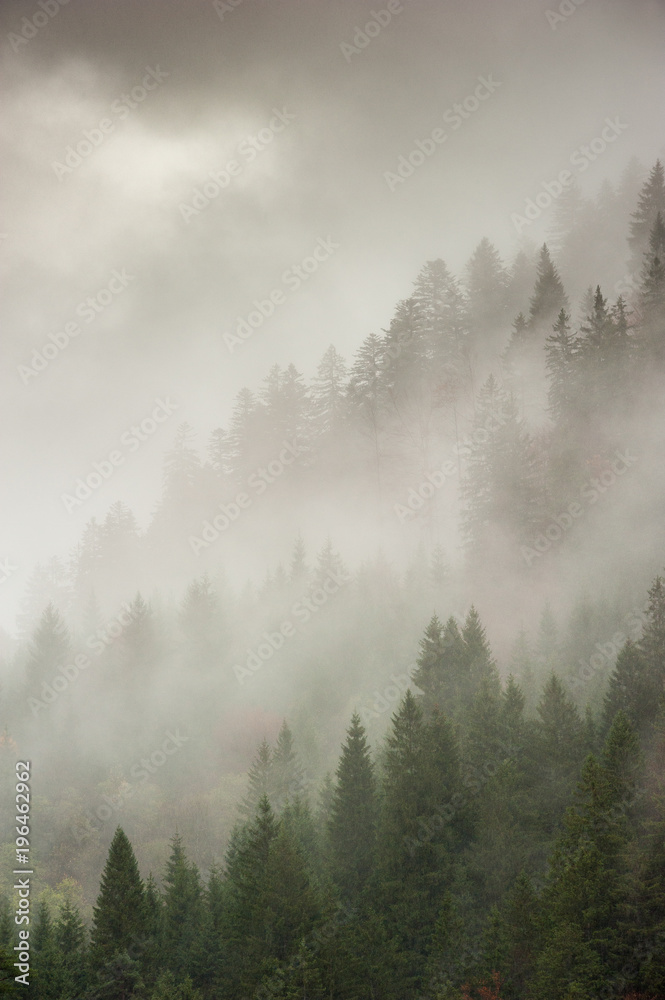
[465,238,509,341]
[311,345,348,437]
[629,159,665,270]
[240,738,273,817]
[327,713,377,899]
[25,603,70,692]
[528,245,569,332]
[272,721,305,811]
[545,309,577,423]
[162,835,203,979]
[90,827,146,970]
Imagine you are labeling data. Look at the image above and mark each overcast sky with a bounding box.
[1,0,664,630]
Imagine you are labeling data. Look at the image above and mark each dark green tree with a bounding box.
[90,827,146,971]
[327,713,377,900]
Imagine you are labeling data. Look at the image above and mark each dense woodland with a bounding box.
[1,160,665,998]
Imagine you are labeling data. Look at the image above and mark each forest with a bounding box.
[1,158,665,999]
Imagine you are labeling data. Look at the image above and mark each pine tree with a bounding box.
[528,245,569,332]
[311,345,348,437]
[25,603,70,693]
[461,377,542,557]
[289,534,308,585]
[506,250,536,319]
[54,897,88,998]
[31,900,59,1000]
[140,872,163,987]
[545,309,577,423]
[533,717,642,998]
[117,592,159,695]
[502,313,529,381]
[272,722,304,812]
[634,707,665,995]
[462,606,501,701]
[533,675,585,834]
[311,537,347,591]
[90,827,146,970]
[482,871,542,999]
[179,575,219,658]
[346,333,386,421]
[575,285,631,417]
[240,739,273,817]
[465,238,509,342]
[376,693,463,992]
[412,258,469,383]
[602,640,651,736]
[221,796,279,998]
[161,423,203,514]
[194,865,224,994]
[629,159,665,271]
[161,835,203,979]
[639,220,665,364]
[227,387,261,483]
[328,713,377,899]
[508,630,537,715]
[380,296,423,394]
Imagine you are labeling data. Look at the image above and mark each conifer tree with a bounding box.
[221,796,279,998]
[162,835,203,980]
[54,898,87,998]
[25,603,70,693]
[465,238,509,341]
[90,827,146,970]
[629,159,665,270]
[461,376,542,556]
[533,675,585,833]
[545,309,577,423]
[528,245,569,332]
[327,713,377,899]
[272,722,305,812]
[311,345,348,437]
[289,535,308,585]
[240,739,273,817]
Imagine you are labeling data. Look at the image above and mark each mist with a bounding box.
[1,1,665,997]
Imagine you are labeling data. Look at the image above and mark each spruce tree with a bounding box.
[162,835,203,980]
[311,345,348,437]
[465,238,509,341]
[272,721,304,812]
[25,603,70,693]
[629,159,665,270]
[221,796,279,998]
[54,898,88,998]
[528,245,569,332]
[90,827,146,970]
[327,713,377,899]
[240,739,273,817]
[545,309,577,424]
[533,675,585,834]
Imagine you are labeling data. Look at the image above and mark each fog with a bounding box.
[1,0,665,929]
